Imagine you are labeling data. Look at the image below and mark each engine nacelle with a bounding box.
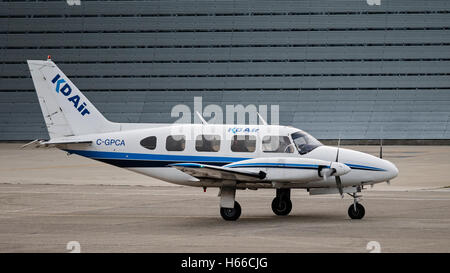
[225,157,351,183]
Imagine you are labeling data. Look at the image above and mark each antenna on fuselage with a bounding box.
[195,111,208,125]
[379,126,384,159]
[379,138,383,159]
[257,112,268,125]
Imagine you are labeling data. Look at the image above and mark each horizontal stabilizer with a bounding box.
[170,163,266,182]
[21,138,92,149]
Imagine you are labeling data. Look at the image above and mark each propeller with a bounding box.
[335,139,344,198]
[318,139,347,198]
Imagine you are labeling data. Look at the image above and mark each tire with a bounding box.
[348,203,365,219]
[220,201,241,221]
[271,197,292,216]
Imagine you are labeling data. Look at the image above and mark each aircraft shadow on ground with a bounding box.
[176,213,355,227]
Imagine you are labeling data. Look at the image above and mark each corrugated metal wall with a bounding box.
[0,0,449,140]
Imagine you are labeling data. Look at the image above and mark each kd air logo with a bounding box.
[228,128,259,134]
[52,74,90,116]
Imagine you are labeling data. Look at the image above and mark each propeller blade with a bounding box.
[335,176,344,198]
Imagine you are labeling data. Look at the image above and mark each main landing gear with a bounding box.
[347,192,365,220]
[271,189,292,216]
[220,201,241,221]
[219,183,242,221]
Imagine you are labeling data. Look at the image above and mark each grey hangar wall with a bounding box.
[0,0,449,140]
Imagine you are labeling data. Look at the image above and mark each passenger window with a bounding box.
[195,135,221,152]
[262,136,294,153]
[166,135,185,151]
[140,136,157,150]
[230,135,256,153]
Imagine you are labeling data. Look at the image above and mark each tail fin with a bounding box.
[27,59,118,138]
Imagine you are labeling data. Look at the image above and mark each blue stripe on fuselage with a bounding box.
[64,149,385,171]
[64,149,249,167]
[345,163,386,171]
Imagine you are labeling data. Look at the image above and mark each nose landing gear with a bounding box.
[347,193,365,219]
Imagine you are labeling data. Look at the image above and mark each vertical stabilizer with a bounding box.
[27,59,119,138]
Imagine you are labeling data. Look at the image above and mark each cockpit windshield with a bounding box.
[291,131,322,155]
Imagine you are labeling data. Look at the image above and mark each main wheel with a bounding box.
[220,201,241,221]
[348,203,365,219]
[271,197,292,216]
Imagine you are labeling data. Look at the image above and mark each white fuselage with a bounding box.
[60,124,398,189]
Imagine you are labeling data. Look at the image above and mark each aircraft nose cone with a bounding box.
[385,160,399,180]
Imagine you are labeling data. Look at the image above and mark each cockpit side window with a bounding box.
[291,131,322,155]
[262,135,294,153]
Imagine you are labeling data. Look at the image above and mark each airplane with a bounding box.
[25,58,399,221]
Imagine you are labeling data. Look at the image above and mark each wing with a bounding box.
[170,163,266,182]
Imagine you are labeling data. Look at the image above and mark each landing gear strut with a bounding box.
[347,193,365,219]
[271,188,292,216]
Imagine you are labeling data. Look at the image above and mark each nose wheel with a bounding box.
[348,203,365,219]
[347,193,365,219]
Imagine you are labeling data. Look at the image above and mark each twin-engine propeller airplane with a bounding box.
[26,59,398,221]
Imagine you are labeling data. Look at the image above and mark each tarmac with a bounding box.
[0,143,449,252]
